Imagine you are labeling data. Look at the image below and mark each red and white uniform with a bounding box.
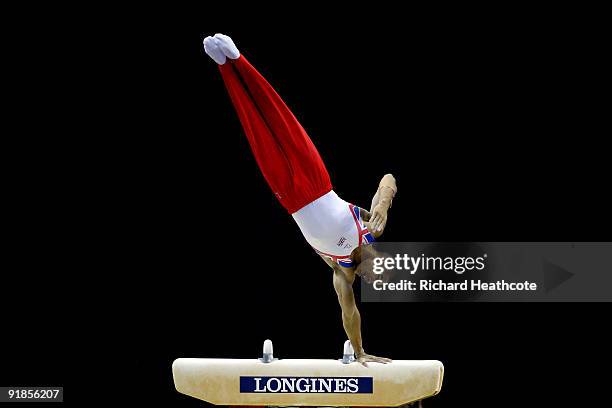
[216,50,374,267]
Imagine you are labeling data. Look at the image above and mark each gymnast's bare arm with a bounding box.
[363,174,397,238]
[330,262,392,366]
[318,174,397,365]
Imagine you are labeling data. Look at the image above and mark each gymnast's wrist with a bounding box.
[379,185,396,197]
[378,197,392,209]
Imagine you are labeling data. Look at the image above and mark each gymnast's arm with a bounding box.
[367,174,397,238]
[332,267,391,366]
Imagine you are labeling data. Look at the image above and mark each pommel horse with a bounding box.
[173,340,444,407]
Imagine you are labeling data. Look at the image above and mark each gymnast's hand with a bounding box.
[369,203,388,233]
[355,352,392,367]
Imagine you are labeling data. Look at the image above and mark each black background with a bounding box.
[1,4,610,407]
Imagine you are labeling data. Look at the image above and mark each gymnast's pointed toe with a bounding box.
[214,33,240,60]
[203,36,227,65]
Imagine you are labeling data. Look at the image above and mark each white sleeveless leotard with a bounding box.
[292,190,374,267]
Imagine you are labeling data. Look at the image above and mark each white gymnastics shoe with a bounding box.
[213,33,240,60]
[203,36,226,65]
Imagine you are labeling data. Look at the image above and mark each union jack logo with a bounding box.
[350,204,375,246]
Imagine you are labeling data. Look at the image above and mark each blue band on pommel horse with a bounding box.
[172,340,444,407]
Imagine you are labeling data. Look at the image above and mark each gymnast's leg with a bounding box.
[204,34,332,214]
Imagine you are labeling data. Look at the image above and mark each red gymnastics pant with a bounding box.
[218,55,332,214]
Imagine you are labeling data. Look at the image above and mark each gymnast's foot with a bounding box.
[213,33,240,60]
[203,36,226,64]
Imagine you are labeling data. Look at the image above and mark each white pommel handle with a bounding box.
[342,340,355,363]
[263,339,273,356]
[261,339,274,363]
[343,340,354,356]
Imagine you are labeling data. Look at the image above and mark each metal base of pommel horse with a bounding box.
[172,340,444,408]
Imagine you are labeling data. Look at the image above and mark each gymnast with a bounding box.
[204,34,396,366]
